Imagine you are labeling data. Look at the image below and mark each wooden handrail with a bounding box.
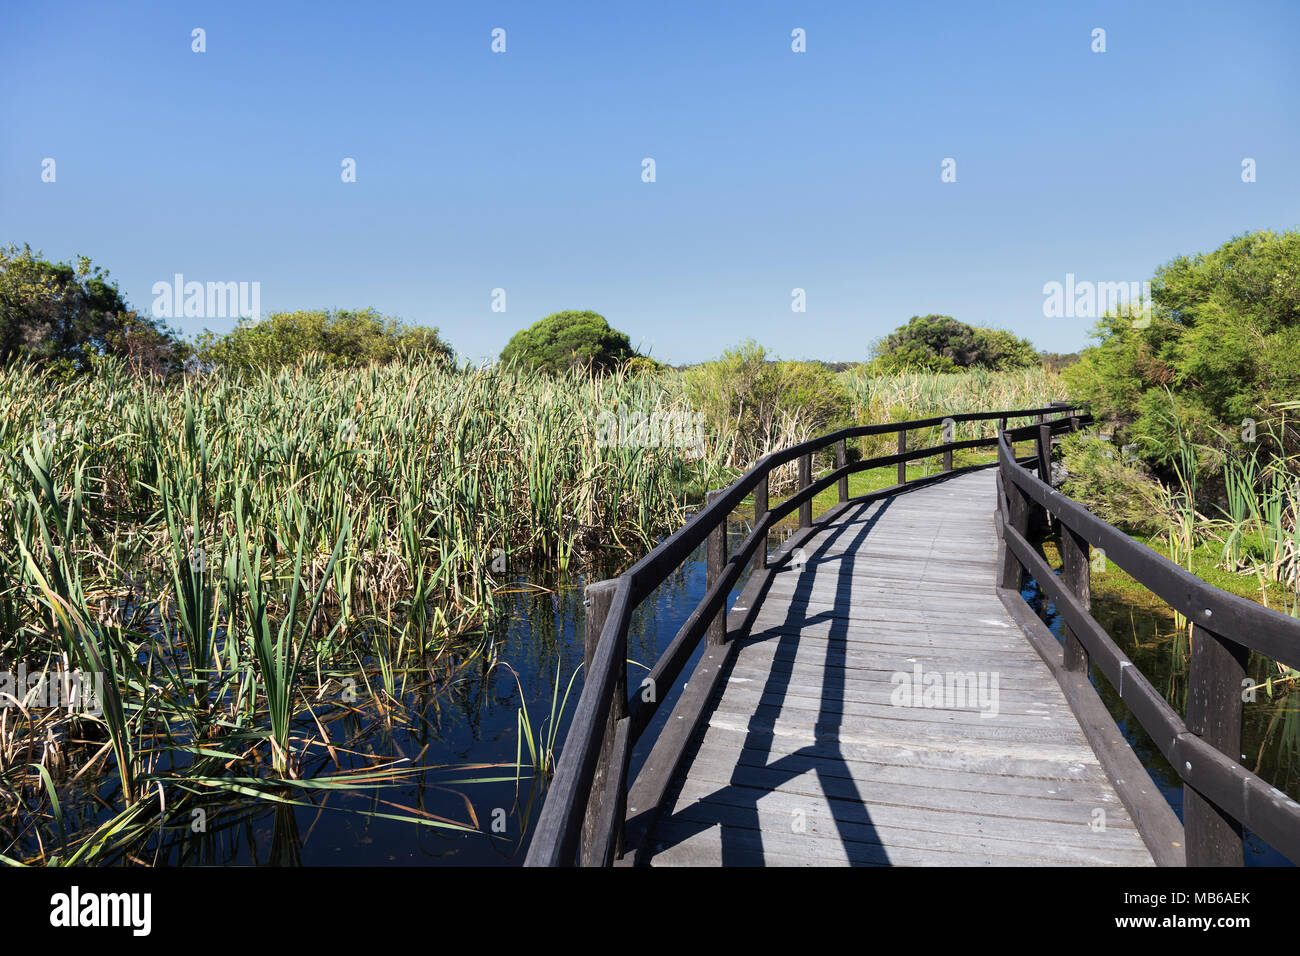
[524,402,1083,866]
[996,422,1300,866]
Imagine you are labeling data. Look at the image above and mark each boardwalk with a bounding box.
[528,408,1299,868]
[640,470,1155,866]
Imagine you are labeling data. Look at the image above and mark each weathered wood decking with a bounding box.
[641,470,1156,866]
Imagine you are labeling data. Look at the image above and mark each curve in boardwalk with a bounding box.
[643,470,1154,866]
[527,406,1300,867]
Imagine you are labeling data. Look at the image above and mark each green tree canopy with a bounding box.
[1063,229,1300,469]
[195,308,454,371]
[499,310,635,374]
[869,315,1038,373]
[0,243,184,373]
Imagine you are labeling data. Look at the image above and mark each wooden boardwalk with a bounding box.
[641,470,1156,866]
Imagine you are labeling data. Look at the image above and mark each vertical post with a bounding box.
[1183,624,1249,866]
[835,439,849,502]
[1037,423,1052,485]
[580,579,624,865]
[706,489,728,646]
[1059,524,1091,672]
[942,425,953,473]
[999,473,1029,592]
[896,429,907,485]
[753,473,768,574]
[798,454,812,528]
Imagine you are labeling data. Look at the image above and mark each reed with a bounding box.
[0,355,738,862]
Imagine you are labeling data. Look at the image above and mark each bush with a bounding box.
[195,309,453,371]
[1063,229,1300,474]
[499,310,635,374]
[868,315,1039,373]
[1057,433,1167,534]
[0,243,186,374]
[684,340,853,466]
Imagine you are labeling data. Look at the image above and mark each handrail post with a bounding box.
[836,439,849,502]
[580,579,624,865]
[706,490,728,645]
[798,454,812,528]
[896,429,907,484]
[998,455,1029,592]
[753,474,769,574]
[942,420,953,473]
[1059,524,1091,672]
[1184,624,1249,866]
[1037,423,1052,484]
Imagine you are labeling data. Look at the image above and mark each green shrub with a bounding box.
[0,243,185,374]
[868,315,1039,373]
[195,308,453,371]
[684,340,853,465]
[1058,433,1167,534]
[1063,229,1300,474]
[499,310,634,374]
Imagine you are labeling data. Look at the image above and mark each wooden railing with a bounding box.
[997,418,1300,866]
[524,402,1082,866]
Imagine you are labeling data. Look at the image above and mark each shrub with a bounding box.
[195,309,453,371]
[1057,433,1167,534]
[1063,229,1300,474]
[684,340,853,467]
[868,315,1039,373]
[0,243,185,374]
[499,310,635,374]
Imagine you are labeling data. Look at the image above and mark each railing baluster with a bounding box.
[896,429,907,484]
[753,473,769,574]
[1059,523,1090,672]
[1184,624,1249,866]
[798,453,812,528]
[1037,423,1052,485]
[580,579,625,865]
[836,439,849,501]
[706,489,728,646]
[998,447,1029,593]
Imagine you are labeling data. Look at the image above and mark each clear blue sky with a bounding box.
[3,0,1297,365]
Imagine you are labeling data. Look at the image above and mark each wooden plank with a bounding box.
[655,799,1153,866]
[666,776,1149,854]
[688,722,1111,782]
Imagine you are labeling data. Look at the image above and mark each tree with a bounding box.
[0,243,183,373]
[868,315,1038,372]
[1063,229,1300,469]
[195,308,454,371]
[499,310,634,374]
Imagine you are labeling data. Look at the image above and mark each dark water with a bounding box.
[100,520,769,866]
[1020,574,1298,867]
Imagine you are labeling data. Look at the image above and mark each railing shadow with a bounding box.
[648,496,896,864]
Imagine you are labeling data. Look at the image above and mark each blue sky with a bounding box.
[3,0,1297,365]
